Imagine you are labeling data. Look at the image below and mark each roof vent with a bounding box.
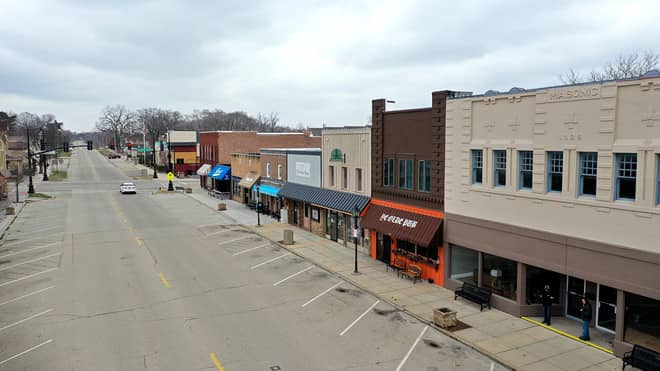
[508,87,525,93]
[642,69,660,77]
[484,90,500,96]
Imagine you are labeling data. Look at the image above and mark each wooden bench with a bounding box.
[388,256,407,276]
[401,264,422,284]
[623,344,660,371]
[454,282,492,311]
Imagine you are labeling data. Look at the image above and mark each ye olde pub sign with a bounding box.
[379,213,418,228]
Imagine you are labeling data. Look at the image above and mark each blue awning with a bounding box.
[208,165,231,180]
[255,184,280,198]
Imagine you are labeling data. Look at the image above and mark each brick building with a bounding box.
[230,152,261,204]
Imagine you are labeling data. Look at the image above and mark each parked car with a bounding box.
[120,182,137,194]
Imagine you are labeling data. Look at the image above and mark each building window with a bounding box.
[472,150,483,184]
[277,164,282,180]
[266,162,271,178]
[657,155,660,205]
[547,151,563,192]
[624,293,660,353]
[329,165,335,187]
[518,151,533,190]
[579,152,597,196]
[493,150,507,187]
[356,168,362,192]
[418,160,431,192]
[341,167,348,189]
[383,159,394,187]
[176,158,184,165]
[450,244,478,285]
[304,204,309,218]
[482,254,517,300]
[616,153,637,200]
[526,265,561,304]
[399,159,413,190]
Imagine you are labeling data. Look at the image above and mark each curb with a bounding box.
[246,225,515,371]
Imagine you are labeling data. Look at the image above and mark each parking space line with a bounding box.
[205,229,235,237]
[250,253,292,269]
[232,243,269,256]
[339,300,380,336]
[0,308,53,333]
[394,325,428,371]
[209,352,225,371]
[302,282,342,307]
[0,268,57,288]
[159,273,171,288]
[0,339,53,366]
[0,242,60,259]
[1,235,58,248]
[0,286,55,308]
[216,235,251,246]
[489,362,495,371]
[273,266,313,286]
[7,226,59,237]
[0,252,61,272]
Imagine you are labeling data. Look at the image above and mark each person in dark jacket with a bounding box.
[541,285,554,325]
[579,296,592,341]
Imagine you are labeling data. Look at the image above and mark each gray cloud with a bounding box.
[1,0,659,132]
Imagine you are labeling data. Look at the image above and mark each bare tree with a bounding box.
[96,105,136,148]
[256,112,280,132]
[561,50,659,84]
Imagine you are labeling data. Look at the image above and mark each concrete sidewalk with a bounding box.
[249,222,623,371]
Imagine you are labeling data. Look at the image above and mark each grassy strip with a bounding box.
[49,170,68,181]
[98,148,112,156]
[28,193,53,199]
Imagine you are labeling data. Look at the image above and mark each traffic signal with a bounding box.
[63,142,69,152]
[87,140,93,150]
[127,143,132,150]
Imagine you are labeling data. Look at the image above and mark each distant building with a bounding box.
[164,131,199,176]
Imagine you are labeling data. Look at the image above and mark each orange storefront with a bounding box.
[360,198,445,285]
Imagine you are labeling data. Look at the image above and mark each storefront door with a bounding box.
[329,212,338,241]
[597,284,617,332]
[376,233,391,264]
[292,201,298,225]
[566,276,597,320]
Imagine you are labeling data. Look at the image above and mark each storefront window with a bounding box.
[625,293,660,352]
[525,265,561,304]
[482,254,517,300]
[450,244,478,285]
[398,240,416,254]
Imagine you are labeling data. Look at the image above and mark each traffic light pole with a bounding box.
[26,127,34,194]
[27,142,93,194]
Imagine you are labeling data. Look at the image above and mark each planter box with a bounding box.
[217,203,227,211]
[283,229,294,245]
[433,307,457,328]
[5,207,15,215]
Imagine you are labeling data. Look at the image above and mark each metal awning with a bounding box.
[196,164,212,176]
[278,182,370,214]
[208,165,231,180]
[255,184,280,198]
[238,172,260,189]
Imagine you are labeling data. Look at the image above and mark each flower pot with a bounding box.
[433,307,457,328]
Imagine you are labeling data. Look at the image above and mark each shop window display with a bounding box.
[482,254,517,300]
[525,265,561,304]
[625,293,660,352]
[450,244,478,285]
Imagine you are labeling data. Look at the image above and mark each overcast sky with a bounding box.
[1,0,659,132]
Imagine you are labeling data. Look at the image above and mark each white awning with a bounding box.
[196,164,212,176]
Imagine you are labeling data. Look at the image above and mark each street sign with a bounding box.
[167,172,174,181]
[352,228,359,238]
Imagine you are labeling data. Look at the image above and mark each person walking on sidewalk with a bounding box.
[579,296,592,341]
[541,285,554,325]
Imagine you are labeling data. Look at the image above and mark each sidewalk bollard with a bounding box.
[283,229,294,245]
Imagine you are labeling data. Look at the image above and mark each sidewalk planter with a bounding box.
[185,188,192,193]
[5,207,15,215]
[217,203,227,211]
[433,307,457,329]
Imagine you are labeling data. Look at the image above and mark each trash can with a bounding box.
[283,229,294,245]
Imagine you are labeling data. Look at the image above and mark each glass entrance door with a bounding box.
[567,277,584,319]
[328,212,338,241]
[597,285,617,332]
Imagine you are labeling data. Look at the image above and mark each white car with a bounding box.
[120,182,137,194]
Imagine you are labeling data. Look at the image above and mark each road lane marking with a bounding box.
[339,300,380,336]
[135,237,143,247]
[209,352,225,371]
[250,253,292,269]
[302,282,342,307]
[0,286,55,308]
[273,266,313,286]
[159,273,171,288]
[217,236,251,246]
[232,243,269,256]
[0,242,60,259]
[395,325,429,371]
[0,308,53,333]
[0,268,57,288]
[0,339,53,366]
[0,252,61,272]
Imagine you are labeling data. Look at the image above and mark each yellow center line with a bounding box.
[209,352,225,371]
[135,237,143,247]
[521,316,614,354]
[159,273,171,288]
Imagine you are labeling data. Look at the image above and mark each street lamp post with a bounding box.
[353,205,359,274]
[40,128,48,181]
[152,137,158,179]
[256,185,261,226]
[26,127,34,194]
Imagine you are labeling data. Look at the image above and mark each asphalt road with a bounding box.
[0,149,506,370]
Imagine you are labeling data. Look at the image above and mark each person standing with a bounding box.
[541,285,554,325]
[579,296,592,341]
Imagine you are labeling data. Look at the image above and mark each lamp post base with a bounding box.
[167,180,174,191]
